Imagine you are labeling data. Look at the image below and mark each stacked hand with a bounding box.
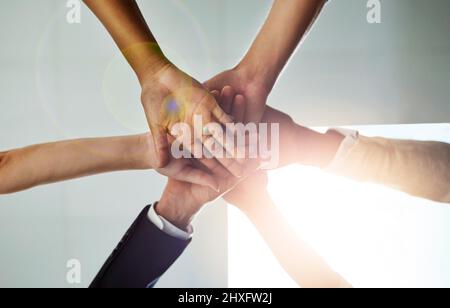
[78,0,345,288]
[155,90,262,230]
[140,62,233,168]
[153,81,307,229]
[204,66,270,124]
[83,0,331,235]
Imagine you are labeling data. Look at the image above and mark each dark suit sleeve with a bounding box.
[90,205,191,288]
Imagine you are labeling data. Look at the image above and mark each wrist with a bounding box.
[156,190,202,230]
[140,61,190,98]
[320,130,346,166]
[121,42,171,86]
[235,59,277,93]
[133,134,157,170]
[294,126,344,168]
[106,135,154,170]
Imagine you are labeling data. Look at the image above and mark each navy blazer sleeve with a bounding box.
[90,205,191,288]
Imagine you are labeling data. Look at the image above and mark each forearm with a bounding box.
[83,0,169,83]
[291,125,343,168]
[239,192,351,288]
[270,102,450,203]
[327,136,450,203]
[0,135,151,194]
[262,106,343,168]
[239,0,326,90]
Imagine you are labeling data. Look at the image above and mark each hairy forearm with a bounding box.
[239,192,351,288]
[0,135,151,194]
[83,0,169,82]
[240,0,326,90]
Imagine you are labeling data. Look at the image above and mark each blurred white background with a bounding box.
[230,124,450,288]
[0,0,448,287]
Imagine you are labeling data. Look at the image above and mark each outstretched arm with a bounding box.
[83,0,162,82]
[260,106,344,169]
[0,134,219,195]
[224,172,351,288]
[83,0,231,167]
[0,135,150,194]
[205,0,326,123]
[325,133,450,203]
[260,105,450,203]
[241,0,326,92]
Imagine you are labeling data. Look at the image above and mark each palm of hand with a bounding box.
[143,82,212,132]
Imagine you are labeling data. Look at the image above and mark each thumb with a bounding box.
[203,75,223,92]
[149,124,170,168]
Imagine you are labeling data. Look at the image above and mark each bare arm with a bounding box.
[225,173,351,288]
[0,133,220,195]
[205,0,326,123]
[261,106,344,169]
[83,0,164,82]
[261,106,450,203]
[241,0,326,90]
[247,195,351,288]
[0,135,151,194]
[83,0,231,168]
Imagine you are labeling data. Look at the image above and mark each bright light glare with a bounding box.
[229,124,450,288]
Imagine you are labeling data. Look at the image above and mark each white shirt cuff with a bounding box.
[147,203,193,241]
[325,128,359,170]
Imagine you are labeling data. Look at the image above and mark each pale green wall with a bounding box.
[0,0,448,287]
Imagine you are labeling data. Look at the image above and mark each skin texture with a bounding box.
[83,0,231,168]
[219,94,350,288]
[216,88,345,170]
[155,93,261,229]
[0,134,222,195]
[260,107,344,169]
[0,90,347,286]
[205,0,326,123]
[0,94,261,225]
[156,169,241,230]
[0,90,343,196]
